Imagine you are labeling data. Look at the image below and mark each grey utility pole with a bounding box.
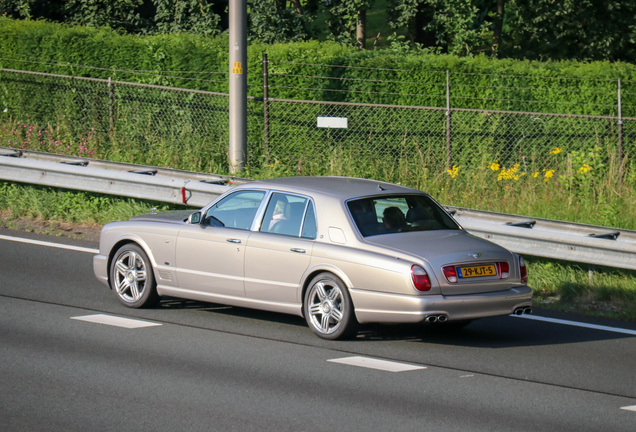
[229,0,247,174]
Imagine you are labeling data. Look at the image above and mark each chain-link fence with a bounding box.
[1,66,634,186]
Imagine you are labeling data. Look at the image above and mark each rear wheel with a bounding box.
[110,243,158,308]
[303,273,357,340]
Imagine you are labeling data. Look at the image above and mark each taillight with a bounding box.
[442,266,458,283]
[411,265,431,291]
[519,256,528,283]
[498,261,510,279]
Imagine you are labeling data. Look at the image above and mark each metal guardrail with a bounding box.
[0,147,247,207]
[1,147,634,271]
[448,208,635,271]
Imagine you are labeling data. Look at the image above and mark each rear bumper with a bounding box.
[351,286,532,324]
[93,254,110,287]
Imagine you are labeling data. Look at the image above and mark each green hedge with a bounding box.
[1,18,635,116]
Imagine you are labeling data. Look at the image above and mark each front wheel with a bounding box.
[110,243,158,308]
[303,273,357,340]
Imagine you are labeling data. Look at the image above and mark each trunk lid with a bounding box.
[366,230,517,295]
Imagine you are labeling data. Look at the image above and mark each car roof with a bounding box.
[242,176,421,199]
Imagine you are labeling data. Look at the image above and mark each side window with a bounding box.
[301,201,317,239]
[204,190,265,230]
[261,192,314,238]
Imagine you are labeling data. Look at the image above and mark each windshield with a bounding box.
[347,194,460,237]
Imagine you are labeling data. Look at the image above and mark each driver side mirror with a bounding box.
[188,212,202,224]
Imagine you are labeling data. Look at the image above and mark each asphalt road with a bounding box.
[1,229,635,431]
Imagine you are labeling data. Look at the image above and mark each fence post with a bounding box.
[108,77,114,135]
[446,70,452,169]
[618,79,624,176]
[263,53,270,161]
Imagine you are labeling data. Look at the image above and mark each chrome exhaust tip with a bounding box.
[514,307,532,315]
[426,314,448,323]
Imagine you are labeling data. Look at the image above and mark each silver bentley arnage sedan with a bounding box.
[93,176,532,339]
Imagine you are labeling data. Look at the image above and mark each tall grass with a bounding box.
[528,257,636,321]
[0,181,176,225]
[3,116,635,229]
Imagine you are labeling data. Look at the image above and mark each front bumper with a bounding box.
[93,254,110,287]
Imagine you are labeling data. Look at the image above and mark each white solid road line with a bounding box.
[513,314,636,336]
[0,233,99,254]
[71,314,162,329]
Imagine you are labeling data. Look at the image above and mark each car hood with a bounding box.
[130,209,194,224]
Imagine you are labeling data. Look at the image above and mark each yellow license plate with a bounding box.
[458,264,497,278]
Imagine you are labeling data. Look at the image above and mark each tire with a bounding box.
[110,243,159,308]
[303,272,357,340]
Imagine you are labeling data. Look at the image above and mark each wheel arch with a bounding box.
[106,236,156,289]
[299,265,354,318]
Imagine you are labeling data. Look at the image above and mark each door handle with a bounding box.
[226,238,242,244]
[290,248,306,254]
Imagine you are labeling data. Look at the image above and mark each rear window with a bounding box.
[347,195,460,237]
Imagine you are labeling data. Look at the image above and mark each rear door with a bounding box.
[244,193,317,304]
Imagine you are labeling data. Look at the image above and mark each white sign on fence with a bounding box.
[317,116,348,128]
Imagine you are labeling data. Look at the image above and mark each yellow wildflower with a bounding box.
[578,164,591,174]
[532,172,540,178]
[446,165,460,179]
[497,163,521,181]
[550,147,562,155]
[489,163,500,171]
[544,169,555,181]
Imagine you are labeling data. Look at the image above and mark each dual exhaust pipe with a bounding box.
[426,307,531,323]
[513,307,533,315]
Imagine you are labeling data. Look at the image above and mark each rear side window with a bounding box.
[348,194,459,236]
[260,192,316,238]
[301,201,317,239]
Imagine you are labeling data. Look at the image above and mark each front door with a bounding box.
[175,190,266,297]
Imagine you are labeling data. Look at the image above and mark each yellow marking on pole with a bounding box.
[232,62,243,74]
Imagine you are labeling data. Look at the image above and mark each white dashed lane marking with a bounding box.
[621,405,636,412]
[328,356,426,372]
[71,314,162,329]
